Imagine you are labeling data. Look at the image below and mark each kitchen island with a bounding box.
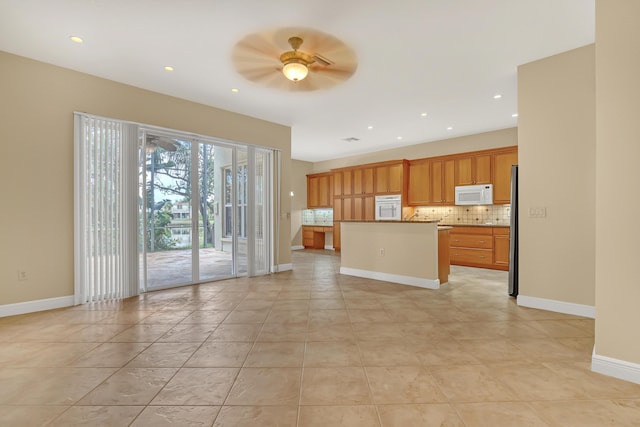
[339,220,450,289]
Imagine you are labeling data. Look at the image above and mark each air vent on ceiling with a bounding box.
[312,53,334,66]
[342,137,360,142]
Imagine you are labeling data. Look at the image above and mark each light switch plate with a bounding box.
[528,207,547,218]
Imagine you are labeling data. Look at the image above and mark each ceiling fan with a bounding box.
[232,28,358,91]
[145,135,181,153]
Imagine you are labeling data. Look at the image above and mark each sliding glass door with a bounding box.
[140,130,272,291]
[75,113,277,302]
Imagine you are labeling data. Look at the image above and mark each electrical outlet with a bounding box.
[17,270,28,281]
[379,248,385,256]
[528,207,547,218]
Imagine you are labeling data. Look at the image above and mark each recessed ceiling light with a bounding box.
[367,126,373,130]
[493,94,502,99]
[446,126,453,131]
[231,88,239,93]
[512,113,519,118]
[70,36,83,44]
[397,136,403,140]
[420,112,428,117]
[164,66,174,72]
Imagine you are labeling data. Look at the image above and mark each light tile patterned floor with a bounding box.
[1,249,640,426]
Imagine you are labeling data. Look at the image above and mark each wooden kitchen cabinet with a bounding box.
[353,195,375,220]
[492,147,518,204]
[449,226,510,270]
[333,222,341,251]
[342,170,354,196]
[353,167,374,195]
[375,161,407,195]
[306,172,333,208]
[302,225,333,249]
[408,159,430,206]
[342,197,353,220]
[450,226,493,267]
[430,158,455,205]
[454,153,492,186]
[333,171,344,197]
[302,226,324,249]
[333,197,343,220]
[493,227,510,268]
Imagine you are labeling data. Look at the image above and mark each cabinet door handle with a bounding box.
[479,240,485,243]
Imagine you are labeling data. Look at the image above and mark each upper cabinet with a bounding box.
[328,146,517,213]
[492,147,518,204]
[306,172,333,208]
[408,159,430,206]
[430,158,456,205]
[353,167,375,195]
[454,153,492,186]
[374,160,408,199]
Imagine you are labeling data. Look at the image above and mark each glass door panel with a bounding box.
[199,143,234,281]
[139,128,275,291]
[142,133,193,289]
[235,148,248,276]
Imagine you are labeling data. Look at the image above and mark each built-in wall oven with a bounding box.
[375,195,402,221]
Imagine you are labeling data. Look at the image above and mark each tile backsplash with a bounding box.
[411,205,511,225]
[302,209,333,226]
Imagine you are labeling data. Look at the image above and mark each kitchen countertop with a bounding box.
[335,219,508,227]
[338,219,440,223]
[439,223,510,228]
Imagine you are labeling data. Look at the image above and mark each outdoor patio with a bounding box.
[144,247,247,289]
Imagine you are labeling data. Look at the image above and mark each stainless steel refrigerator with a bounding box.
[508,165,519,296]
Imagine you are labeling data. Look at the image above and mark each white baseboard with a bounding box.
[517,295,595,318]
[324,245,335,251]
[592,351,640,385]
[272,263,293,273]
[340,267,440,290]
[0,295,74,318]
[291,245,305,251]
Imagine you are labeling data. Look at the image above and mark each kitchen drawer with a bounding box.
[450,248,493,265]
[493,227,510,236]
[450,234,493,249]
[450,226,492,236]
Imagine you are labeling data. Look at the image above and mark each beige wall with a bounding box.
[0,51,291,306]
[341,222,438,281]
[595,1,640,364]
[517,45,596,307]
[290,159,314,247]
[312,128,517,172]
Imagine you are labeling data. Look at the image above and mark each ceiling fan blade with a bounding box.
[147,135,179,152]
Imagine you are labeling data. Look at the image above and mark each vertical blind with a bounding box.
[251,148,271,276]
[74,113,139,304]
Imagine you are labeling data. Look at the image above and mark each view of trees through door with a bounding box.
[140,131,256,290]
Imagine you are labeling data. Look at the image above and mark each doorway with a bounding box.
[140,130,273,291]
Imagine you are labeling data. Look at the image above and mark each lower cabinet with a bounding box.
[302,226,333,249]
[493,227,510,268]
[333,222,341,251]
[449,226,510,270]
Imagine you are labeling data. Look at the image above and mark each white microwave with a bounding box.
[455,184,493,205]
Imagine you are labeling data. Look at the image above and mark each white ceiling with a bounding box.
[0,0,594,162]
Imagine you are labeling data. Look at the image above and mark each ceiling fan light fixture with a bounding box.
[282,60,309,82]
